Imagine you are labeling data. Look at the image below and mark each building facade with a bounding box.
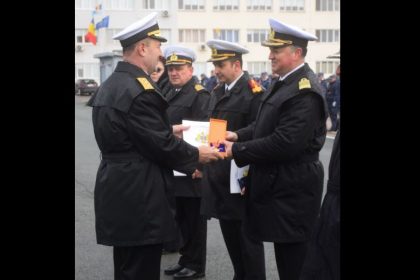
[75,0,340,83]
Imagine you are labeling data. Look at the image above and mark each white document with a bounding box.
[173,120,210,177]
[173,170,187,176]
[230,160,249,193]
[181,120,210,147]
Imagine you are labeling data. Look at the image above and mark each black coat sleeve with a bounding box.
[232,93,323,166]
[126,91,199,174]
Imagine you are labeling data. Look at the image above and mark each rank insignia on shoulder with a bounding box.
[195,84,205,92]
[298,78,311,90]
[248,79,263,94]
[137,77,155,90]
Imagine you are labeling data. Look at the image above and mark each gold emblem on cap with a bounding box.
[298,78,311,90]
[137,77,154,90]
[147,29,161,36]
[269,28,275,40]
[211,48,218,56]
[170,53,178,62]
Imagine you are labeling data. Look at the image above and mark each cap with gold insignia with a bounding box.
[113,12,167,48]
[262,18,317,48]
[163,45,196,65]
[206,39,249,62]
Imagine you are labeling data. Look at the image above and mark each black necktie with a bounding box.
[271,80,284,93]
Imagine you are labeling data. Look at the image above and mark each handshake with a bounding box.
[173,124,238,164]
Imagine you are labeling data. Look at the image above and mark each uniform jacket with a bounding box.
[201,71,263,220]
[166,78,211,197]
[87,61,199,247]
[232,63,328,242]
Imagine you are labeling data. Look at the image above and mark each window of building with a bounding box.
[178,0,205,10]
[316,0,339,11]
[75,29,88,44]
[316,60,340,75]
[102,0,133,10]
[213,29,239,42]
[315,29,340,42]
[143,0,169,10]
[179,29,206,43]
[280,0,305,11]
[193,62,207,77]
[75,63,100,82]
[246,0,272,11]
[213,0,239,11]
[75,0,97,10]
[247,62,272,77]
[77,0,134,10]
[247,29,270,43]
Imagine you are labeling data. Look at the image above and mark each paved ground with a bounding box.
[75,95,334,280]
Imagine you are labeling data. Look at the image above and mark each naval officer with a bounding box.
[223,18,329,280]
[162,45,210,279]
[87,12,222,280]
[200,39,266,280]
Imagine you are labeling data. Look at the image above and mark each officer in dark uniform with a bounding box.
[162,46,210,279]
[200,39,266,280]
[87,12,222,280]
[223,18,329,280]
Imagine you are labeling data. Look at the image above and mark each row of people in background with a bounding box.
[317,67,341,131]
[89,11,339,280]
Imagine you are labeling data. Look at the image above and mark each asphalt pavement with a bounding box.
[75,95,334,280]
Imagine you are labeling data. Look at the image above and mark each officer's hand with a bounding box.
[240,187,246,196]
[221,140,233,158]
[198,145,224,164]
[192,169,203,179]
[173,124,190,139]
[225,131,238,142]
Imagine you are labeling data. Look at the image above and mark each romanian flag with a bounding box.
[85,18,97,45]
[96,15,109,30]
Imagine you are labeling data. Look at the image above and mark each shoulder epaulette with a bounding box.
[298,78,311,90]
[248,79,263,94]
[136,77,155,90]
[194,84,205,92]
